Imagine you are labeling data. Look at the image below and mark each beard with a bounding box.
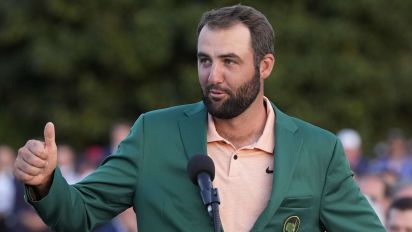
[202,71,261,119]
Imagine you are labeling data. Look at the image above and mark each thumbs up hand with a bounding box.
[14,122,58,195]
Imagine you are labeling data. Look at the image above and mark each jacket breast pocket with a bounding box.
[280,195,313,208]
[265,196,317,231]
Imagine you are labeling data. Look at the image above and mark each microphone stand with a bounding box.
[206,188,222,232]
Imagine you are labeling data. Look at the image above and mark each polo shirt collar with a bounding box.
[206,96,275,154]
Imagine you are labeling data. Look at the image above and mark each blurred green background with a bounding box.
[0,0,411,155]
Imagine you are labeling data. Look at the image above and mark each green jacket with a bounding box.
[29,101,385,231]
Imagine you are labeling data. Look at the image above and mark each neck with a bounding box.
[213,95,268,149]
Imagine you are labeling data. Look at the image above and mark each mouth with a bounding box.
[207,88,227,101]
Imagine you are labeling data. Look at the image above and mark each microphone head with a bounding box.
[187,154,215,185]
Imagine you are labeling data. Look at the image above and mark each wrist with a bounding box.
[27,173,54,201]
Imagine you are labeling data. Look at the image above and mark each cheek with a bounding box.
[198,69,209,87]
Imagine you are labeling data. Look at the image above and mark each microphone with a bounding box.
[187,154,222,231]
[187,154,215,210]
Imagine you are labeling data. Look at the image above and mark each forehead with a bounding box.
[360,177,385,192]
[388,209,412,229]
[197,23,253,55]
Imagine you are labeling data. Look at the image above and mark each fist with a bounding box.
[14,122,58,187]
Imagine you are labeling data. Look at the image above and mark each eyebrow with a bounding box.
[197,52,241,60]
[197,52,209,58]
[220,53,241,60]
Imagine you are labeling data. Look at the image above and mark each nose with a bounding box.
[208,63,224,85]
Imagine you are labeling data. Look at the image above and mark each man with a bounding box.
[0,145,16,231]
[14,4,385,232]
[358,174,391,224]
[387,197,412,232]
[369,129,412,182]
[337,128,369,177]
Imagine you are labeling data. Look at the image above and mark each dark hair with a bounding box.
[390,197,412,211]
[197,4,275,67]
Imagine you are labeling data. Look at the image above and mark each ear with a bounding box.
[259,54,275,80]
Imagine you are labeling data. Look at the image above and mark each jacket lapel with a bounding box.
[252,104,304,231]
[178,102,208,160]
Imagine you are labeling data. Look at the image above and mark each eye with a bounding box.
[198,57,211,64]
[224,59,236,65]
[199,57,212,66]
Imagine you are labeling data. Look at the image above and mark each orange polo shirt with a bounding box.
[207,97,275,232]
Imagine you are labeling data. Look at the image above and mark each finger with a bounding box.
[16,162,44,177]
[15,158,43,176]
[19,147,47,168]
[14,168,35,183]
[44,122,56,149]
[25,141,47,160]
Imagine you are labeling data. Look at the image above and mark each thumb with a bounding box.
[44,122,56,149]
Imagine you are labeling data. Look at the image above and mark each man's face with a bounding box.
[359,176,386,204]
[197,23,260,119]
[387,209,412,232]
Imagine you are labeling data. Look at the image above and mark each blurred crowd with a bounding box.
[1,125,412,231]
[0,122,137,232]
[338,128,412,231]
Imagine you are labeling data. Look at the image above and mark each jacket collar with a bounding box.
[178,102,208,160]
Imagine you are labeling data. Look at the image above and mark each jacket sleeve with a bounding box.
[27,114,145,232]
[319,139,386,231]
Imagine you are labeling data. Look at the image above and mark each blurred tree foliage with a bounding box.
[0,0,411,154]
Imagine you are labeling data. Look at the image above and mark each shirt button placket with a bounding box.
[228,152,239,177]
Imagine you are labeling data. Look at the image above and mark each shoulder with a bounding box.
[142,102,205,122]
[272,102,339,156]
[293,116,340,158]
[131,102,205,130]
[273,103,338,145]
[293,116,337,144]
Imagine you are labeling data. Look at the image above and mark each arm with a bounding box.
[320,139,386,231]
[20,116,144,231]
